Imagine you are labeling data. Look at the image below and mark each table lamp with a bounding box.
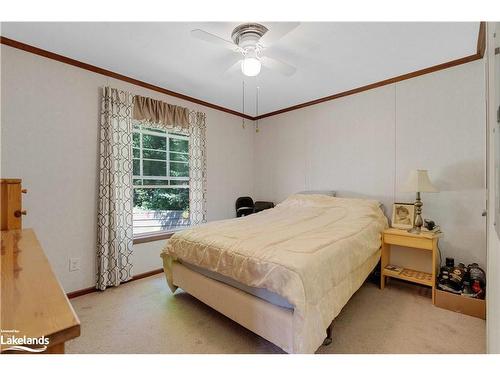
[401,169,439,233]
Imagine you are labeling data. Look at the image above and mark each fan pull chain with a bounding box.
[255,86,260,133]
[242,80,246,129]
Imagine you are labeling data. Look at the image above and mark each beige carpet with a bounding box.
[66,274,485,354]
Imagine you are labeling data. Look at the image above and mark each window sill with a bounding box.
[133,231,175,245]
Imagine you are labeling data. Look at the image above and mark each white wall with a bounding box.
[486,22,500,354]
[1,44,487,294]
[255,60,487,270]
[0,45,255,292]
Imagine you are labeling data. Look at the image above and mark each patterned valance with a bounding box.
[133,95,190,130]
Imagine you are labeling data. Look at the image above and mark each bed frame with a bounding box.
[164,201,386,353]
[169,260,354,353]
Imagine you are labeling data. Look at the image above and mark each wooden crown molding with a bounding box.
[254,53,482,120]
[1,22,486,122]
[477,21,486,58]
[254,21,486,120]
[0,36,254,121]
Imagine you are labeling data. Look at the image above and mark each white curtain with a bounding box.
[97,87,134,291]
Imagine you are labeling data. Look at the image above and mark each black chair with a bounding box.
[235,196,254,217]
[254,201,275,213]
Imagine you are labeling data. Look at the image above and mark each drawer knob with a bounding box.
[21,189,28,194]
[14,210,27,217]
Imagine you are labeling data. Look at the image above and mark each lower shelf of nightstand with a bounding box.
[382,267,433,287]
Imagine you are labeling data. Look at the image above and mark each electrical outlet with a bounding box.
[69,258,81,272]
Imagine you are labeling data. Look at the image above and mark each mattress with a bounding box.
[180,260,294,309]
[162,194,388,353]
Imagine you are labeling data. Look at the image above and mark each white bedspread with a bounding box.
[161,194,388,353]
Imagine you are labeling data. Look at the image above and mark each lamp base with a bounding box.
[407,226,422,234]
[408,192,423,234]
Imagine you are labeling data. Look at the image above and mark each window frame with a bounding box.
[132,125,190,242]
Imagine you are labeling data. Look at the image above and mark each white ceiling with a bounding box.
[1,22,480,117]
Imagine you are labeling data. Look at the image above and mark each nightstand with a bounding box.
[381,228,442,304]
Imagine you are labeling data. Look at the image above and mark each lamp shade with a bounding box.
[401,169,439,193]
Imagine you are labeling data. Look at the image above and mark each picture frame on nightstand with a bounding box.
[391,202,415,229]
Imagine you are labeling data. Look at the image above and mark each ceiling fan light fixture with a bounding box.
[241,57,261,77]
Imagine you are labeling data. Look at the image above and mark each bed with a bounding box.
[161,194,388,353]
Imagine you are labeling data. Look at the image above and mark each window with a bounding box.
[132,124,190,236]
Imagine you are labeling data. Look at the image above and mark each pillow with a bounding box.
[297,190,336,197]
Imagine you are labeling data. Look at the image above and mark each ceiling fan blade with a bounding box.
[259,22,300,47]
[222,59,242,77]
[190,29,238,51]
[261,55,297,77]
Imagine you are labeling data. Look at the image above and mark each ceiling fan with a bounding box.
[190,22,299,77]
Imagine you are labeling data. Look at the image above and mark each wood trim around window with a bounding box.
[133,231,175,245]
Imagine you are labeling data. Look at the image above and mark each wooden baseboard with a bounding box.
[130,268,164,281]
[66,268,163,299]
[66,286,97,299]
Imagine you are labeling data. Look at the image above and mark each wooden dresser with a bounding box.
[1,179,26,230]
[1,179,80,354]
